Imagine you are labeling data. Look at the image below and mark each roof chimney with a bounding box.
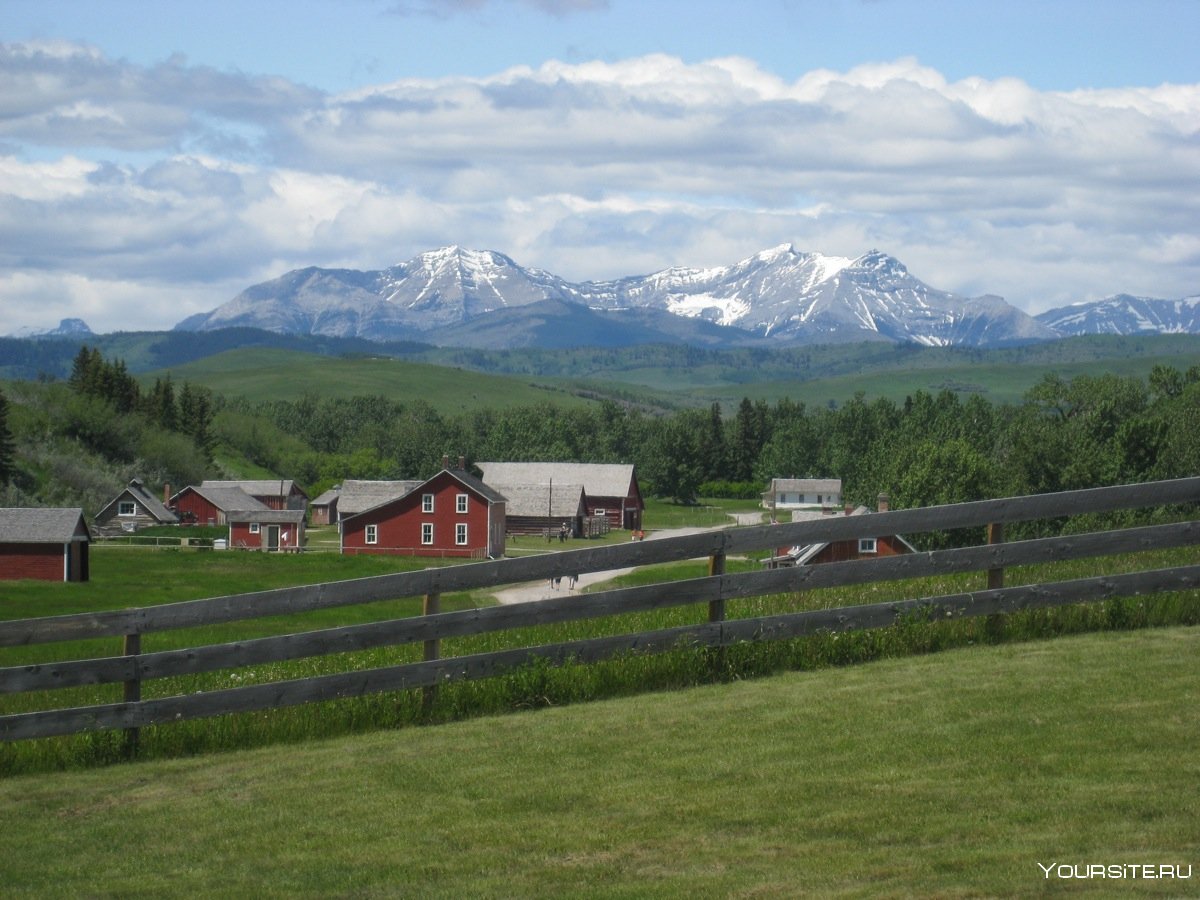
[844,503,853,516]
[442,455,450,470]
[877,492,889,513]
[458,455,466,470]
[163,483,171,504]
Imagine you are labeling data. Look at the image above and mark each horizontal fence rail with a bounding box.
[1,477,1198,743]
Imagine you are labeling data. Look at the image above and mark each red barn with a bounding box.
[476,462,643,531]
[170,485,266,526]
[0,508,91,582]
[227,509,306,552]
[200,480,309,512]
[341,466,506,559]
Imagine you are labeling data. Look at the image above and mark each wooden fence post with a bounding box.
[422,591,440,711]
[707,550,726,623]
[122,633,141,756]
[987,523,1005,589]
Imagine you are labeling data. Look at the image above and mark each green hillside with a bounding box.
[146,334,1200,410]
[148,347,601,412]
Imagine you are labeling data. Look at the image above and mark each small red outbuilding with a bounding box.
[0,508,91,582]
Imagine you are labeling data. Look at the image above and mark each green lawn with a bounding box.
[1,627,1196,897]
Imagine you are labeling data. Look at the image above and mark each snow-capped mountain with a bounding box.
[1036,294,1200,337]
[176,244,1139,349]
[7,318,94,339]
[175,247,573,338]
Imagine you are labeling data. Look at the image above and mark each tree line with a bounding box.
[228,364,1200,515]
[3,348,1197,541]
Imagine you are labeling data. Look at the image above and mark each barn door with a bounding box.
[266,525,280,552]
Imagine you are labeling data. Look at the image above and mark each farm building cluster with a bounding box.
[2,471,914,582]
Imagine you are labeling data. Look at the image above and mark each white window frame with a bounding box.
[422,493,435,513]
[365,524,377,545]
[118,501,137,517]
[594,508,607,517]
[858,537,878,554]
[421,523,434,545]
[249,522,260,534]
[456,523,468,545]
[456,493,469,514]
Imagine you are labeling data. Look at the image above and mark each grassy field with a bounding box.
[0,626,1196,897]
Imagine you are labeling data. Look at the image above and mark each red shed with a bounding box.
[227,509,306,552]
[0,508,91,582]
[341,466,506,559]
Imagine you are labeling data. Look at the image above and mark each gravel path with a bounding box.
[491,515,763,605]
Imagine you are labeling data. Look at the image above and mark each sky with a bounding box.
[2,0,1198,335]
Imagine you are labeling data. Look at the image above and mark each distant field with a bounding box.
[1,627,1196,896]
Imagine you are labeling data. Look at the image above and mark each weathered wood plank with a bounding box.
[3,478,1196,647]
[4,520,1197,694]
[4,563,1197,742]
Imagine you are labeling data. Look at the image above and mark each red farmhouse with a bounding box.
[341,465,506,559]
[0,508,91,582]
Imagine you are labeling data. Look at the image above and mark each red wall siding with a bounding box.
[229,522,303,550]
[808,535,909,565]
[343,473,494,557]
[0,544,64,581]
[173,489,222,525]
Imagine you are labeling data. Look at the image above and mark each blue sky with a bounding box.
[2,0,1198,333]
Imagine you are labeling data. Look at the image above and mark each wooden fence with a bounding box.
[2,478,1199,745]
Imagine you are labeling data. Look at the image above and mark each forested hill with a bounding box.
[3,329,1200,408]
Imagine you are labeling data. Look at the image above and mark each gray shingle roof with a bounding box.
[0,508,90,543]
[201,479,308,500]
[767,478,843,495]
[225,509,307,525]
[489,482,585,518]
[477,462,637,499]
[336,480,422,518]
[181,485,268,512]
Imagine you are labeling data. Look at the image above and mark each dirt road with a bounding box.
[490,516,762,605]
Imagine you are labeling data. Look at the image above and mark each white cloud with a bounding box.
[1,42,1198,333]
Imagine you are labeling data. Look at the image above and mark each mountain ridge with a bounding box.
[175,244,1199,350]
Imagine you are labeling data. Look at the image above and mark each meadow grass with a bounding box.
[0,626,1196,897]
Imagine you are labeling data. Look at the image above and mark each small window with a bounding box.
[365,524,377,545]
[118,501,136,516]
[421,523,434,545]
[456,523,468,545]
[858,537,877,554]
[422,493,434,513]
[249,522,260,534]
[594,508,607,517]
[456,493,469,514]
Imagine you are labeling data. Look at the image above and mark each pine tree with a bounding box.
[0,387,14,486]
